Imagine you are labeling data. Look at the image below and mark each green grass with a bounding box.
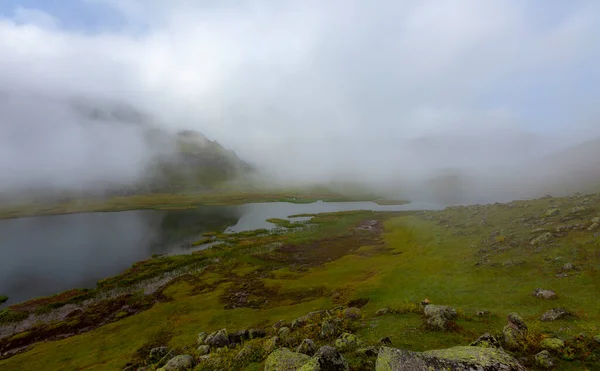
[2,194,600,370]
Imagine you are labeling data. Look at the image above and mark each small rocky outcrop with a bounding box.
[264,348,311,371]
[204,329,229,348]
[343,307,361,320]
[533,289,557,300]
[334,333,361,352]
[423,305,457,331]
[502,313,528,350]
[297,339,317,355]
[471,333,502,349]
[300,345,349,371]
[534,350,554,369]
[375,346,526,370]
[540,338,564,351]
[159,354,194,371]
[540,308,574,322]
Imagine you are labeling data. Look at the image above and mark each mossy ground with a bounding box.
[1,194,600,370]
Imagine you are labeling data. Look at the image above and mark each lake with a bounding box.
[0,201,439,306]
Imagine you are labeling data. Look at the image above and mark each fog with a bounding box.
[1,1,600,204]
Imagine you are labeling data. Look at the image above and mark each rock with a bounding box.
[320,318,341,338]
[273,320,287,331]
[234,343,264,364]
[149,346,169,361]
[197,332,208,345]
[534,350,554,369]
[357,347,379,357]
[195,355,224,370]
[229,329,249,344]
[264,336,281,354]
[545,209,560,217]
[423,305,457,331]
[249,328,267,339]
[204,329,229,348]
[297,339,317,355]
[533,288,557,300]
[375,307,393,316]
[588,223,599,231]
[540,338,565,351]
[279,326,291,338]
[375,346,526,371]
[343,307,361,320]
[503,313,528,350]
[540,308,574,322]
[292,311,328,328]
[161,354,194,371]
[561,263,574,271]
[299,345,349,371]
[530,232,553,245]
[196,345,210,355]
[264,348,311,371]
[379,336,392,345]
[334,333,361,352]
[470,333,502,349]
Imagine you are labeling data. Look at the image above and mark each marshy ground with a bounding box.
[1,193,599,370]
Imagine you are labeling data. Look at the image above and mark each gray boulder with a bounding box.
[160,355,194,371]
[375,346,526,371]
[334,333,361,352]
[204,329,229,348]
[297,339,317,355]
[540,308,574,322]
[300,345,349,371]
[343,307,361,320]
[149,346,169,362]
[534,350,554,369]
[320,318,341,338]
[264,348,311,371]
[502,313,528,350]
[423,305,457,331]
[533,289,557,300]
[249,328,267,339]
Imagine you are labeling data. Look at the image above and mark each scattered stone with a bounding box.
[545,209,560,217]
[320,318,341,338]
[249,328,266,339]
[379,336,392,345]
[343,307,361,320]
[470,333,501,349]
[301,345,349,371]
[273,320,287,331]
[534,350,554,369]
[229,329,249,344]
[233,343,264,364]
[148,346,169,363]
[375,346,526,371]
[375,307,393,316]
[357,347,379,357]
[534,288,557,300]
[423,305,457,331]
[196,345,210,355]
[297,339,317,355]
[196,332,208,345]
[561,263,574,271]
[540,308,574,322]
[279,326,291,338]
[264,348,311,371]
[160,354,194,371]
[292,311,327,329]
[503,313,528,350]
[530,232,553,245]
[588,223,599,231]
[204,329,229,348]
[263,336,280,354]
[540,338,565,351]
[334,333,361,352]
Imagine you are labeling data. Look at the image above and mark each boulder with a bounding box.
[540,338,564,351]
[196,345,210,355]
[343,307,361,320]
[375,346,526,371]
[540,308,574,322]
[264,336,281,354]
[530,232,553,245]
[297,339,317,355]
[320,318,341,338]
[470,333,502,349]
[334,333,361,352]
[264,348,311,371]
[299,345,349,371]
[279,326,292,339]
[533,289,557,300]
[292,311,327,328]
[249,328,267,339]
[234,343,264,364]
[423,305,457,331]
[229,329,249,344]
[534,350,554,369]
[503,313,528,350]
[149,346,169,362]
[204,329,229,348]
[160,354,194,371]
[197,332,208,345]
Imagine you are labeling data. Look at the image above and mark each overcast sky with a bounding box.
[1,0,600,192]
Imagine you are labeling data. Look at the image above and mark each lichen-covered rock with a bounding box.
[343,307,361,320]
[423,305,457,331]
[149,346,169,362]
[292,311,327,329]
[533,289,557,300]
[334,333,361,352]
[249,328,267,339]
[229,329,249,344]
[197,332,208,345]
[234,342,264,364]
[530,232,553,245]
[540,308,574,322]
[264,348,311,371]
[204,329,229,348]
[195,355,225,371]
[470,333,502,349]
[160,354,194,371]
[320,318,341,338]
[534,350,554,369]
[502,313,528,350]
[540,338,564,351]
[196,345,210,355]
[375,346,526,370]
[507,313,528,331]
[264,336,281,354]
[279,327,292,338]
[297,339,317,355]
[299,345,349,371]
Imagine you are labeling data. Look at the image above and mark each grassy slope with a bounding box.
[1,195,600,370]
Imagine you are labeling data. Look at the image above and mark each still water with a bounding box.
[0,201,439,306]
